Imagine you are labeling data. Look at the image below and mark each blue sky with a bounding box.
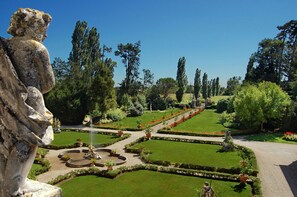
[1,0,297,87]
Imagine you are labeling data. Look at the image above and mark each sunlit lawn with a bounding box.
[131,140,241,169]
[172,109,229,133]
[211,95,231,103]
[101,108,183,129]
[59,170,251,197]
[50,131,118,146]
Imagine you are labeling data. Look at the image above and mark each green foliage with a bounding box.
[142,69,154,89]
[45,21,117,124]
[106,108,126,122]
[216,99,229,113]
[234,82,291,130]
[194,68,201,99]
[176,57,188,102]
[129,101,144,117]
[156,77,177,98]
[115,41,141,96]
[225,76,241,95]
[202,72,208,99]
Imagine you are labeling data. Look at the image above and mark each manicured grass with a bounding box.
[245,132,297,144]
[211,95,231,103]
[131,140,241,169]
[102,108,183,129]
[172,109,228,133]
[59,170,251,197]
[50,131,118,146]
[168,93,192,104]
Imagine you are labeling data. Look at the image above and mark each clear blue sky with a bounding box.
[1,0,297,87]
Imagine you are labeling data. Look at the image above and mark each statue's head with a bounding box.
[7,8,52,42]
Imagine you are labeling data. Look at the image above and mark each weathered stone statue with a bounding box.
[0,8,59,196]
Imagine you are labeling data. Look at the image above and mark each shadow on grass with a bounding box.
[244,132,283,142]
[232,183,248,193]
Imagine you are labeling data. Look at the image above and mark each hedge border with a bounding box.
[125,136,258,176]
[28,158,51,180]
[48,164,262,196]
[43,129,131,150]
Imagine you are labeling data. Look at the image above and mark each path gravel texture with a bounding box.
[37,109,297,197]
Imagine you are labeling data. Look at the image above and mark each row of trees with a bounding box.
[46,20,225,124]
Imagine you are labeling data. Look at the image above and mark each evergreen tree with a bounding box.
[194,68,201,99]
[176,57,188,102]
[202,73,208,99]
[207,80,212,98]
[215,77,220,95]
[211,79,216,97]
[244,54,256,82]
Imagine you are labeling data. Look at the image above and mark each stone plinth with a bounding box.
[23,179,61,197]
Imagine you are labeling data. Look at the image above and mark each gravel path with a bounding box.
[37,109,297,197]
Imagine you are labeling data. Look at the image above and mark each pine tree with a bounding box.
[215,77,220,95]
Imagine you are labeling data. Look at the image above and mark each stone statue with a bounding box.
[0,8,55,196]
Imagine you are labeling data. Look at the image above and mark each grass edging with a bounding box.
[44,129,130,150]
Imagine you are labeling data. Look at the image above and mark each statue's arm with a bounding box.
[34,43,55,94]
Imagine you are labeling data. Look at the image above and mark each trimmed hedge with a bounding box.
[44,129,130,150]
[48,164,262,196]
[28,158,51,180]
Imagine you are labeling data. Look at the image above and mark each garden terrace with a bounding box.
[45,129,130,149]
[94,108,189,131]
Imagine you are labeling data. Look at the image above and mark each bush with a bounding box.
[129,101,144,117]
[106,108,127,122]
[216,99,229,113]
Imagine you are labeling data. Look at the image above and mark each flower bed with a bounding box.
[283,131,297,142]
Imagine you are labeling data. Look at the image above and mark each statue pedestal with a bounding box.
[23,179,61,197]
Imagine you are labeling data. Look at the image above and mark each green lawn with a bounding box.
[100,108,183,129]
[172,109,228,134]
[211,95,231,103]
[59,170,251,197]
[50,131,118,146]
[131,140,241,169]
[168,93,192,104]
[245,132,297,144]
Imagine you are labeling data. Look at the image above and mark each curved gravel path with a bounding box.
[37,109,297,197]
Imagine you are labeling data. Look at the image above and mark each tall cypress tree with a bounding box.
[215,77,220,95]
[194,68,201,100]
[202,73,208,99]
[176,57,188,102]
